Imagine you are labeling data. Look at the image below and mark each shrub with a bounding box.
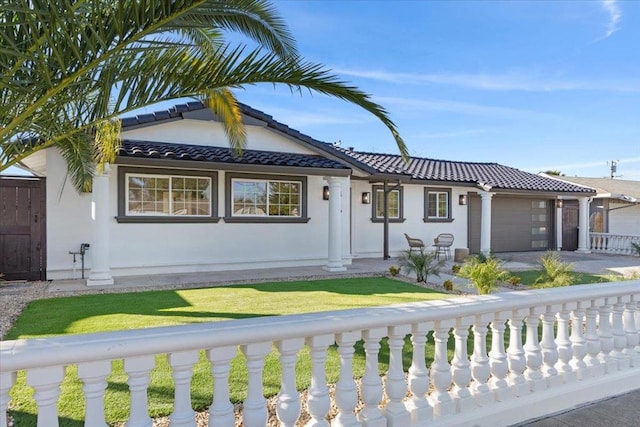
[389,265,400,276]
[398,249,445,283]
[443,279,454,291]
[451,264,461,274]
[459,255,510,295]
[509,276,521,285]
[533,251,574,288]
[631,242,640,256]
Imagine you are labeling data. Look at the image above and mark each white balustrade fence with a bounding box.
[590,232,640,256]
[1,281,639,427]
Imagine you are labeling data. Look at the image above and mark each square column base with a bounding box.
[323,265,347,272]
[87,273,114,286]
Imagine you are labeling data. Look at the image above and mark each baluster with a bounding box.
[123,355,155,427]
[275,338,304,427]
[450,319,473,412]
[523,308,546,391]
[168,350,199,427]
[611,297,631,370]
[383,325,411,426]
[78,360,111,427]
[539,307,561,387]
[635,295,640,353]
[358,328,385,427]
[206,346,236,427]
[554,307,576,383]
[306,334,333,427]
[428,320,455,417]
[26,366,65,427]
[569,304,587,380]
[406,322,433,424]
[470,315,492,406]
[623,298,640,367]
[488,314,510,402]
[332,331,360,427]
[240,342,271,427]
[1,372,17,427]
[598,299,616,373]
[507,311,529,396]
[584,300,604,378]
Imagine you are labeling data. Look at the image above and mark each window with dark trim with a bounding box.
[224,172,309,223]
[116,166,219,223]
[424,187,453,222]
[371,185,405,223]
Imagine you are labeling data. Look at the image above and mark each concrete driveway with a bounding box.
[497,251,640,278]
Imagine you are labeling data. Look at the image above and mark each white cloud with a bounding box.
[374,96,553,119]
[415,128,489,139]
[602,0,622,38]
[525,156,640,177]
[335,68,639,93]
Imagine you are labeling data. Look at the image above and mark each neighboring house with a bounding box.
[3,101,595,283]
[547,176,640,236]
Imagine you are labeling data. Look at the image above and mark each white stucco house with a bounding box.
[547,175,640,236]
[3,101,597,283]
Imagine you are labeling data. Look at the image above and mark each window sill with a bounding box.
[371,218,406,223]
[423,218,455,223]
[115,216,221,224]
[223,216,311,224]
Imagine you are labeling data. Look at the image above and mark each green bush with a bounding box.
[443,279,454,291]
[533,251,575,288]
[398,249,445,283]
[451,264,461,274]
[389,265,401,276]
[459,255,510,295]
[509,276,521,285]
[631,242,640,256]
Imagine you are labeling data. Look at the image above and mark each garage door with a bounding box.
[469,195,553,253]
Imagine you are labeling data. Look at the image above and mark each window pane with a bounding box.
[127,174,211,217]
[376,189,400,218]
[268,180,301,216]
[427,191,449,219]
[532,201,547,209]
[233,180,267,215]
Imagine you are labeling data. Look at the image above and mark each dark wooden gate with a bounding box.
[0,177,46,281]
[562,200,579,251]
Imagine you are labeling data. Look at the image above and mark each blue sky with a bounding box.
[234,0,639,179]
[6,1,637,179]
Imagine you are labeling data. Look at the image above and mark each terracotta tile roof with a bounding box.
[332,148,595,194]
[119,101,595,194]
[118,140,349,171]
[121,100,330,150]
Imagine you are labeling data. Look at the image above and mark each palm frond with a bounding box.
[205,89,246,155]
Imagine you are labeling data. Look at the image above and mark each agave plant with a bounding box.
[533,251,574,288]
[1,0,407,192]
[398,249,445,283]
[459,255,510,295]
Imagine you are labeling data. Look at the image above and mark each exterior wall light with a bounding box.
[459,194,467,205]
[557,199,564,208]
[323,185,330,200]
[362,192,371,204]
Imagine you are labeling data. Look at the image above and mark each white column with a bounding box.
[556,201,563,250]
[480,191,494,255]
[324,176,346,272]
[576,197,591,253]
[88,164,114,286]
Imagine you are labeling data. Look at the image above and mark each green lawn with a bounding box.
[511,270,623,287]
[7,277,451,426]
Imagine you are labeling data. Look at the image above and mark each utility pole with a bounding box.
[607,160,619,179]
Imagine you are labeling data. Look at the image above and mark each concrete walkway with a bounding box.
[44,251,640,295]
